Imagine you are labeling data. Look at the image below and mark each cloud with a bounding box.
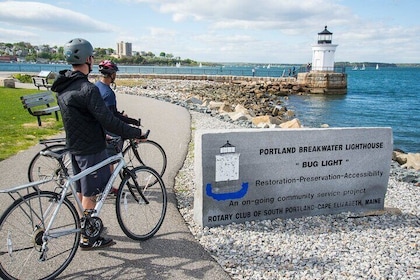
[148,0,352,30]
[0,1,116,33]
[0,27,37,38]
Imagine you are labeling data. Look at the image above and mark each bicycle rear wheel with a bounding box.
[116,166,167,240]
[28,144,72,194]
[0,191,80,280]
[123,140,167,177]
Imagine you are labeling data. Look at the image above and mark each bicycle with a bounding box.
[28,124,167,192]
[0,134,167,280]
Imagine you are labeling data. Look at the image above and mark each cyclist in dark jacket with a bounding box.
[51,38,147,250]
[52,69,142,155]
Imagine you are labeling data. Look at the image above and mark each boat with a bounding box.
[376,64,379,70]
[360,64,366,70]
[352,65,358,70]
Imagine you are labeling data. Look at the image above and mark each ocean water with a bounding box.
[286,67,420,153]
[1,64,418,153]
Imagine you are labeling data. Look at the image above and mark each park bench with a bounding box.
[32,71,53,90]
[20,91,60,126]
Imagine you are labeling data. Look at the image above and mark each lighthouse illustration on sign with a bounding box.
[206,141,249,201]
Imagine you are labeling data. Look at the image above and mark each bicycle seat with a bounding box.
[39,138,66,145]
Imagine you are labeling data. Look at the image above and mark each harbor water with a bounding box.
[286,67,419,153]
[1,64,418,153]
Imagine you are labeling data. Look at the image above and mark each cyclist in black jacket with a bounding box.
[51,38,148,250]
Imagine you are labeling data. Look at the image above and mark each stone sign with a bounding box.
[193,127,393,227]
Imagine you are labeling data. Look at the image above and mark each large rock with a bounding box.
[279,118,302,128]
[219,103,233,113]
[393,151,420,171]
[234,104,250,115]
[251,115,282,127]
[227,111,250,122]
[185,96,202,105]
[208,101,225,110]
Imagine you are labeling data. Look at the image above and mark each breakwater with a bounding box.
[95,72,347,95]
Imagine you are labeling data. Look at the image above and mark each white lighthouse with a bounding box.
[311,26,337,72]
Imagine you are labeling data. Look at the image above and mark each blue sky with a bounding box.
[0,0,419,63]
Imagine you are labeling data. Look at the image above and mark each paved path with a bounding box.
[0,78,231,279]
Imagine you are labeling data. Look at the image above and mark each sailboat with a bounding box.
[352,65,358,70]
[376,64,379,70]
[360,64,366,70]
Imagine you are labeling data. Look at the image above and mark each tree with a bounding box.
[159,52,166,57]
[38,52,52,59]
[25,53,37,62]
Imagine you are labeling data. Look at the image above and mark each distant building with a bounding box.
[0,55,17,62]
[116,41,132,57]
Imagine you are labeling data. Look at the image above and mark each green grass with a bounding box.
[0,87,63,161]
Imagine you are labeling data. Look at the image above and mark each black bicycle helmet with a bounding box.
[98,60,119,76]
[63,38,94,64]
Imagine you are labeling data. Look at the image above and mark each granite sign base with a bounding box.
[193,127,393,227]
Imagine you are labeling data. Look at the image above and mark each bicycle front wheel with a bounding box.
[123,140,167,177]
[116,166,167,240]
[0,191,80,280]
[28,144,72,194]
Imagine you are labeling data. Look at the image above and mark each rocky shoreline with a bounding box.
[116,78,419,279]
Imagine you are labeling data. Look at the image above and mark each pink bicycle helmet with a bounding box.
[98,60,119,76]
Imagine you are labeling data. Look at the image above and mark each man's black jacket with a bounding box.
[51,70,142,155]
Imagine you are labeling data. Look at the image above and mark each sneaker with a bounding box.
[79,236,116,251]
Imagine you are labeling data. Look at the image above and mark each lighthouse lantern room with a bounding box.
[311,26,337,72]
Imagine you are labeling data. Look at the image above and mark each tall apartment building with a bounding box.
[116,41,132,57]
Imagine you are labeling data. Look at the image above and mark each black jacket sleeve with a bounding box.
[87,87,142,139]
[108,105,140,126]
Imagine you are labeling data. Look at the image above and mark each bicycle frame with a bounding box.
[43,152,127,239]
[0,128,169,279]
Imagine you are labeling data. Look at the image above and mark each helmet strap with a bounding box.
[86,61,92,73]
[86,56,93,73]
[110,73,116,83]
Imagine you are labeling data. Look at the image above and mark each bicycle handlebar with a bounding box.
[106,129,150,144]
[141,129,150,139]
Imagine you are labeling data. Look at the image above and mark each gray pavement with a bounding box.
[0,77,231,279]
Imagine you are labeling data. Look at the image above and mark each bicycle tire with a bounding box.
[122,140,167,177]
[116,166,167,240]
[0,191,80,280]
[28,144,72,193]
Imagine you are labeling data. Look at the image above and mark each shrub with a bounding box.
[13,73,32,83]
